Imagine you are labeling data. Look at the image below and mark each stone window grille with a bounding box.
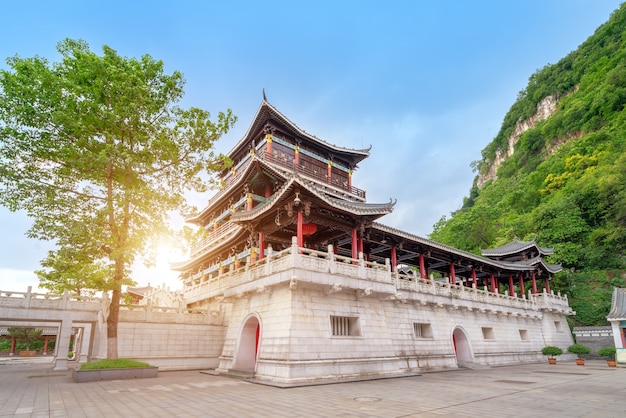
[413,323,433,338]
[330,316,360,337]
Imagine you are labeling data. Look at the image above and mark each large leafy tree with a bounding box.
[0,39,236,358]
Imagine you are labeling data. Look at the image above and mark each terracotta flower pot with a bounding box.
[548,358,557,365]
[607,360,617,367]
[575,358,585,366]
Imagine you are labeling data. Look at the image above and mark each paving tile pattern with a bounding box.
[1,359,625,417]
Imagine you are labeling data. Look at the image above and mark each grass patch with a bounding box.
[79,358,151,370]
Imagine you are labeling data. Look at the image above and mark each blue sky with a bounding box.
[0,0,622,292]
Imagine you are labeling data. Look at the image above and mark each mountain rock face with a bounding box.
[477,95,558,188]
[430,4,626,327]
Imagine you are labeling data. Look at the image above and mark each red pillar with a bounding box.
[266,134,272,154]
[259,231,265,260]
[519,273,525,297]
[327,160,332,184]
[351,228,358,259]
[43,336,49,355]
[545,277,551,294]
[419,254,426,279]
[391,246,397,273]
[264,184,271,198]
[509,274,515,297]
[295,146,299,166]
[297,211,304,247]
[472,268,477,288]
[10,337,16,355]
[449,262,456,285]
[358,236,363,255]
[495,277,500,294]
[246,193,253,211]
[531,272,538,294]
[348,170,352,189]
[490,273,496,293]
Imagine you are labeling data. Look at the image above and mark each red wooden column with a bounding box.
[419,254,426,279]
[472,268,477,288]
[266,134,272,154]
[10,337,16,355]
[246,193,253,211]
[351,228,358,259]
[508,274,515,297]
[495,277,500,294]
[43,336,49,355]
[391,246,397,273]
[519,273,525,297]
[295,145,300,166]
[449,262,456,285]
[358,236,364,256]
[297,211,304,247]
[490,273,496,293]
[545,277,551,294]
[531,272,538,294]
[327,160,332,184]
[259,231,265,260]
[348,170,353,189]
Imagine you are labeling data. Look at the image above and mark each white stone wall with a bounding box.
[117,322,225,370]
[212,266,575,385]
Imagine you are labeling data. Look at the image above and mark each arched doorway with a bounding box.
[232,315,261,372]
[452,327,473,364]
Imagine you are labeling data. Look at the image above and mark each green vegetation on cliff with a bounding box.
[430,5,626,326]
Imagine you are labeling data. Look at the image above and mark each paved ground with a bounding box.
[0,357,624,417]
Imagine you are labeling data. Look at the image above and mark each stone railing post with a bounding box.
[290,236,300,268]
[328,244,336,274]
[265,245,273,275]
[358,252,366,279]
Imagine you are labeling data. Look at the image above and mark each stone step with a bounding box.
[221,369,255,380]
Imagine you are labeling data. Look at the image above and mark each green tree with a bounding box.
[0,39,236,358]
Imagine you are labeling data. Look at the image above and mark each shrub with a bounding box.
[541,346,563,358]
[597,346,616,359]
[567,343,591,358]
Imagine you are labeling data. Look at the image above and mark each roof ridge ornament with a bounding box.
[263,88,267,102]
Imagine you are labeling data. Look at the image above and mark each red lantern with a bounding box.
[302,222,317,237]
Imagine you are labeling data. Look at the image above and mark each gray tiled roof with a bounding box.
[481,238,554,257]
[607,288,626,320]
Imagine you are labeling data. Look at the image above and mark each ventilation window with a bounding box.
[554,321,562,332]
[413,323,433,338]
[519,329,529,341]
[482,327,495,340]
[330,316,361,337]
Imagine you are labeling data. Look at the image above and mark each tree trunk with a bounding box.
[106,260,124,359]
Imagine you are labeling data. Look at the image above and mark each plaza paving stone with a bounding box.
[1,357,625,417]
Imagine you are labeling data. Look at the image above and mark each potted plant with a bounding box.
[567,343,591,365]
[597,346,617,367]
[541,346,563,364]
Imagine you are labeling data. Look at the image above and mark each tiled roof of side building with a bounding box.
[481,238,554,257]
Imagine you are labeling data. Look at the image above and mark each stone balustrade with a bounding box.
[183,237,574,317]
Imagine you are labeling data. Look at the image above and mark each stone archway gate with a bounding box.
[0,286,103,370]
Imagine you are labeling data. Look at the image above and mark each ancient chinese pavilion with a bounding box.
[172,99,574,386]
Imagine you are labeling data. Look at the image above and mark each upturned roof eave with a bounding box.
[227,100,371,163]
[230,174,394,223]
